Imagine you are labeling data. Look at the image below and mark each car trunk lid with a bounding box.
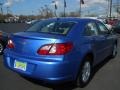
[10,32,66,57]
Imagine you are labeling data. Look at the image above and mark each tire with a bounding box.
[0,42,4,55]
[76,57,93,88]
[111,44,117,58]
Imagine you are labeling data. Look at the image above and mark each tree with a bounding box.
[0,14,5,22]
[67,11,79,17]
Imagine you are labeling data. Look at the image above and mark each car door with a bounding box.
[96,21,114,61]
[84,22,107,64]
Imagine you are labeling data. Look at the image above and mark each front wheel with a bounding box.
[76,58,92,88]
[0,42,4,55]
[111,44,117,58]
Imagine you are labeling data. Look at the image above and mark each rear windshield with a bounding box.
[26,20,76,35]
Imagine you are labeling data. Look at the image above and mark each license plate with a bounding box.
[14,60,27,71]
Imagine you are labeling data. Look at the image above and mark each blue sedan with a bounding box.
[3,18,118,87]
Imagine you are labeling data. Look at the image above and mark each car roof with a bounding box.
[45,17,98,23]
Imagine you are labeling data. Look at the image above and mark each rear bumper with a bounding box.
[3,50,75,83]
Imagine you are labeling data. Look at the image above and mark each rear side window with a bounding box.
[26,20,76,35]
[97,22,109,35]
[84,22,98,36]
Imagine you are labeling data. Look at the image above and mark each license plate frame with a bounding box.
[14,60,27,71]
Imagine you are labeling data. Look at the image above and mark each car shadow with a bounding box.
[92,56,113,77]
[21,76,77,90]
[21,56,113,90]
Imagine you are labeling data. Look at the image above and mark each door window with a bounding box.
[84,22,98,36]
[97,22,109,35]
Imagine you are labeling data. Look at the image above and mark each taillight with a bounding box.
[37,43,73,55]
[7,39,14,48]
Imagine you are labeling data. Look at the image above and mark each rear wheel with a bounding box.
[76,57,92,88]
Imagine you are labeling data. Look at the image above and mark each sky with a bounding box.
[1,0,119,16]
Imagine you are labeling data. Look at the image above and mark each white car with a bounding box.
[97,19,112,30]
[26,20,38,25]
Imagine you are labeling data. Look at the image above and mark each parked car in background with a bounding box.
[112,20,120,34]
[107,19,118,26]
[97,19,112,30]
[0,30,9,54]
[26,20,39,25]
[83,17,112,30]
[3,18,118,87]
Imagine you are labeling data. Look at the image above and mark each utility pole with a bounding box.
[64,0,66,17]
[79,0,84,17]
[109,0,112,19]
[107,0,109,17]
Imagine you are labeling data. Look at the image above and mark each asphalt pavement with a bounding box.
[0,23,30,33]
[0,23,120,90]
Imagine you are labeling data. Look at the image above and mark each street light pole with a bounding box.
[79,0,84,17]
[52,0,57,17]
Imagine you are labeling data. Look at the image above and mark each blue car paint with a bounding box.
[3,18,117,83]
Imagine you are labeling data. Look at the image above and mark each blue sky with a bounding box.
[2,0,118,16]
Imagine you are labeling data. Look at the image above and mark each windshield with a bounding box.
[26,20,76,35]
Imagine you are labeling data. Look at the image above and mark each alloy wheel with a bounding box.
[0,43,3,54]
[82,61,91,83]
